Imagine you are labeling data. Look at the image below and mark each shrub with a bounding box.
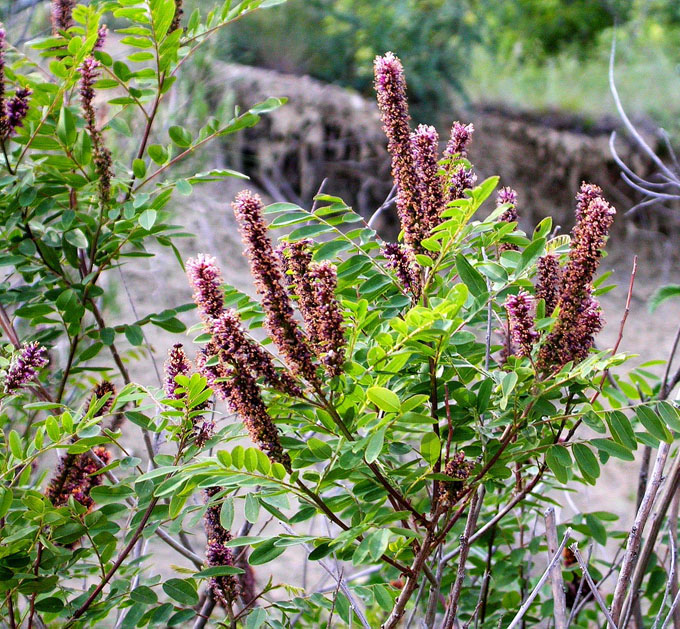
[1,3,680,628]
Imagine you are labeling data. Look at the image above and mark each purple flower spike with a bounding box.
[538,183,615,371]
[164,343,192,399]
[383,242,421,298]
[411,124,445,237]
[441,451,474,506]
[95,25,108,50]
[4,342,48,393]
[52,0,76,33]
[198,351,291,469]
[186,254,225,322]
[308,261,346,377]
[209,309,302,396]
[164,343,213,447]
[79,56,113,204]
[448,163,477,202]
[535,254,561,315]
[374,52,421,249]
[4,87,31,135]
[204,486,239,604]
[505,290,538,358]
[233,190,317,383]
[444,121,474,159]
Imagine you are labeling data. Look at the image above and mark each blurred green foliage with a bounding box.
[214,0,479,119]
[479,0,632,59]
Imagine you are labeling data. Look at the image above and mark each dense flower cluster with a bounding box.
[197,351,291,469]
[497,187,518,222]
[171,0,184,32]
[187,249,296,464]
[444,121,474,159]
[375,53,478,250]
[0,29,32,140]
[78,57,113,205]
[535,254,561,315]
[383,242,422,298]
[94,25,108,50]
[374,53,421,249]
[51,0,75,33]
[307,261,346,377]
[164,343,213,447]
[210,310,302,395]
[497,187,519,252]
[447,163,477,203]
[233,190,318,382]
[203,486,238,604]
[505,290,539,358]
[4,342,48,393]
[411,124,445,239]
[441,451,474,506]
[86,380,116,417]
[186,254,225,321]
[537,183,615,371]
[278,241,346,377]
[46,382,113,509]
[45,447,111,510]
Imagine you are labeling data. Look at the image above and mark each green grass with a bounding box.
[465,30,680,134]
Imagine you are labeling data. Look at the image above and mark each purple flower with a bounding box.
[373,53,421,249]
[46,447,111,510]
[197,349,291,470]
[278,239,316,329]
[232,190,317,383]
[444,121,474,159]
[497,187,519,252]
[171,0,184,32]
[411,124,445,239]
[505,290,538,358]
[447,163,477,202]
[164,343,213,447]
[441,451,473,506]
[52,0,76,33]
[204,486,239,604]
[79,57,112,205]
[6,87,31,132]
[86,380,116,417]
[497,187,518,222]
[535,254,561,315]
[383,242,421,298]
[307,261,346,377]
[164,343,192,399]
[4,342,48,393]
[538,183,615,371]
[575,182,603,220]
[186,254,225,322]
[0,27,6,110]
[94,25,108,50]
[209,309,302,395]
[278,242,345,376]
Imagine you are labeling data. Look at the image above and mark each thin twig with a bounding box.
[192,592,216,629]
[611,440,670,624]
[545,508,568,629]
[505,528,573,629]
[443,488,483,628]
[590,256,637,407]
[652,523,677,629]
[570,544,619,629]
[367,184,397,229]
